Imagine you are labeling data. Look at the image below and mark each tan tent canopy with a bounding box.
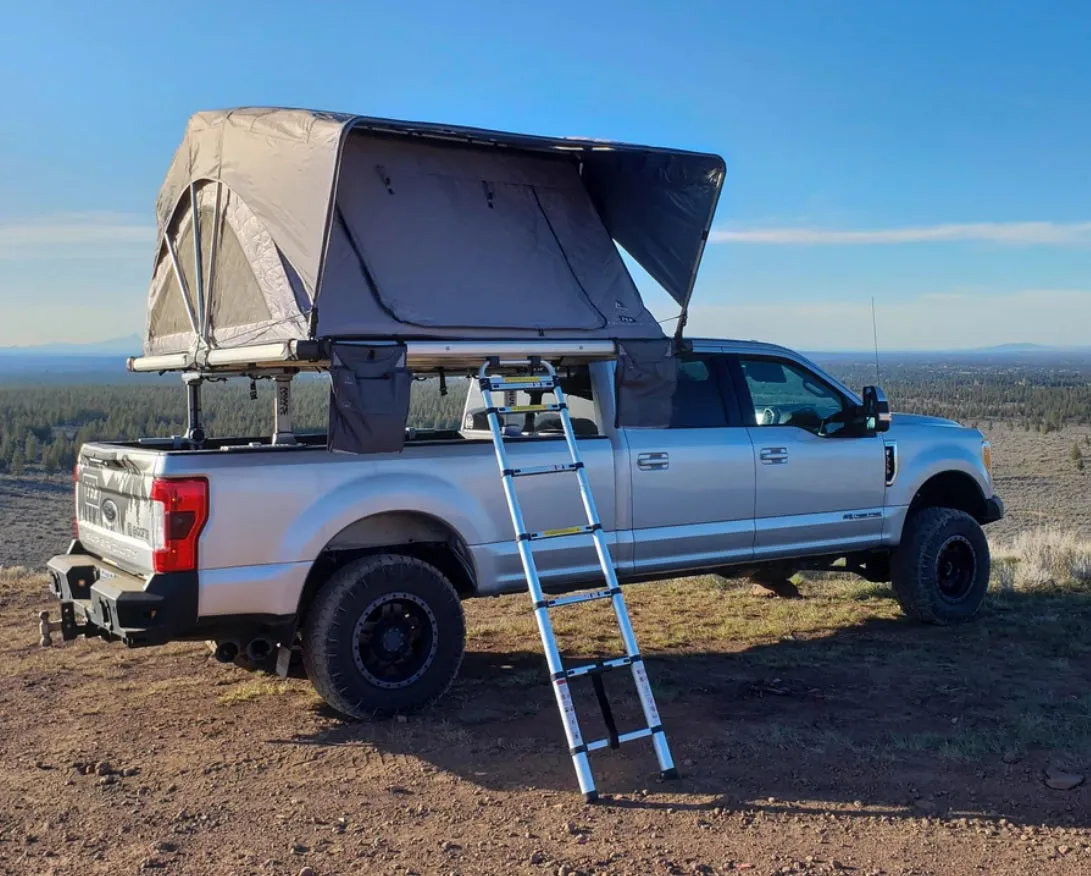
[144,107,725,361]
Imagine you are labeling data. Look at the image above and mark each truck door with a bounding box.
[731,355,887,558]
[627,352,756,574]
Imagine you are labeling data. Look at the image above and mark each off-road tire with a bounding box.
[302,554,465,719]
[891,507,990,624]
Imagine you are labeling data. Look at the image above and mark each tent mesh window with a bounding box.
[209,208,272,332]
[148,262,193,339]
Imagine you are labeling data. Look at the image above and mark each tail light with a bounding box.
[150,477,208,573]
[74,460,80,538]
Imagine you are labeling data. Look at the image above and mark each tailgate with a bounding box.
[76,443,162,576]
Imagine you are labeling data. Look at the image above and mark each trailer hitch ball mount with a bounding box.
[38,602,81,647]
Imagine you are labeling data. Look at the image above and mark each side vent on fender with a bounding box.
[884,442,898,487]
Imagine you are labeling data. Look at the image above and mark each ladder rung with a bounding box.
[486,376,556,392]
[540,587,618,609]
[525,524,599,541]
[586,728,653,752]
[505,462,582,478]
[490,403,564,415]
[564,655,634,679]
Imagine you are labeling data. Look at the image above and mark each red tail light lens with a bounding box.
[150,477,208,573]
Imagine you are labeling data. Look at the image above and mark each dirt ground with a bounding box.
[2,565,1089,876]
[0,473,73,570]
[979,424,1091,542]
[2,422,1090,875]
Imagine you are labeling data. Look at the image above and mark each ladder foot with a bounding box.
[660,767,679,780]
[583,790,599,804]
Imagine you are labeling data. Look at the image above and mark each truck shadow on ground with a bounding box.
[277,585,1091,828]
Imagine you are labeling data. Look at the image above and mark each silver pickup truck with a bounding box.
[44,337,1002,718]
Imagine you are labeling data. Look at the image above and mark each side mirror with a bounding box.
[862,386,892,433]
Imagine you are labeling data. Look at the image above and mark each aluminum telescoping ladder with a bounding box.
[477,357,677,802]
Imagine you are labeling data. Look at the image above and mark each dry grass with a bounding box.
[216,677,303,705]
[467,574,904,661]
[991,528,1091,590]
[0,564,34,584]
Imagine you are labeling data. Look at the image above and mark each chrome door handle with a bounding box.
[760,447,788,464]
[637,452,669,471]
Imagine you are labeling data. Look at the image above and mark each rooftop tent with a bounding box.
[143,108,725,360]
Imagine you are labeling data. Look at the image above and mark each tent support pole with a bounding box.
[182,373,205,446]
[189,183,206,347]
[203,182,221,346]
[164,234,201,337]
[272,373,297,445]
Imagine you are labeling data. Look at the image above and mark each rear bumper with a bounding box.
[45,541,296,648]
[981,495,1005,525]
[46,542,198,646]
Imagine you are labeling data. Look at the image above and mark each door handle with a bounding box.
[637,452,669,471]
[760,447,788,464]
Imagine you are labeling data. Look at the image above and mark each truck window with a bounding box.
[537,367,599,436]
[409,375,470,431]
[739,358,846,433]
[460,365,600,437]
[668,355,730,428]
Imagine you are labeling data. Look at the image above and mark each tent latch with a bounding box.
[375,165,394,195]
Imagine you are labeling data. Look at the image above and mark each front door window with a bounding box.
[739,358,847,435]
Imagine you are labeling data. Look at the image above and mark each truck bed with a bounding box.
[74,431,624,613]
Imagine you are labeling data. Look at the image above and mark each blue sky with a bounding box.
[1,0,1090,350]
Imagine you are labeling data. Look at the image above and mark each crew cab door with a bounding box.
[627,352,755,574]
[730,355,886,558]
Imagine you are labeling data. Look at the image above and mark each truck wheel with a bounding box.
[302,554,465,719]
[891,507,990,624]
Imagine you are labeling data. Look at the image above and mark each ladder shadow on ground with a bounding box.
[281,587,1090,829]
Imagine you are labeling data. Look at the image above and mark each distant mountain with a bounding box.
[0,334,146,382]
[968,342,1090,354]
[0,333,141,357]
[809,342,1091,359]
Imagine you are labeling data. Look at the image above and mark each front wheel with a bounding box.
[891,507,991,624]
[302,554,466,718]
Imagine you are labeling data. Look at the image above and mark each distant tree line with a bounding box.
[0,375,468,474]
[1,358,1089,475]
[824,360,1091,433]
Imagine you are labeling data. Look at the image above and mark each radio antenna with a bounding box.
[871,296,881,384]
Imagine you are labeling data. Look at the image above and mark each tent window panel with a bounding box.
[335,142,609,331]
[211,220,272,329]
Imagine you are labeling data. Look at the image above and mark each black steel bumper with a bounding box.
[981,495,1005,525]
[45,541,198,647]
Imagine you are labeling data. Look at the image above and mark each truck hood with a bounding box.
[892,413,962,428]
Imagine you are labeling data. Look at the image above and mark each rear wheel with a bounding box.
[892,507,990,624]
[302,554,465,718]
